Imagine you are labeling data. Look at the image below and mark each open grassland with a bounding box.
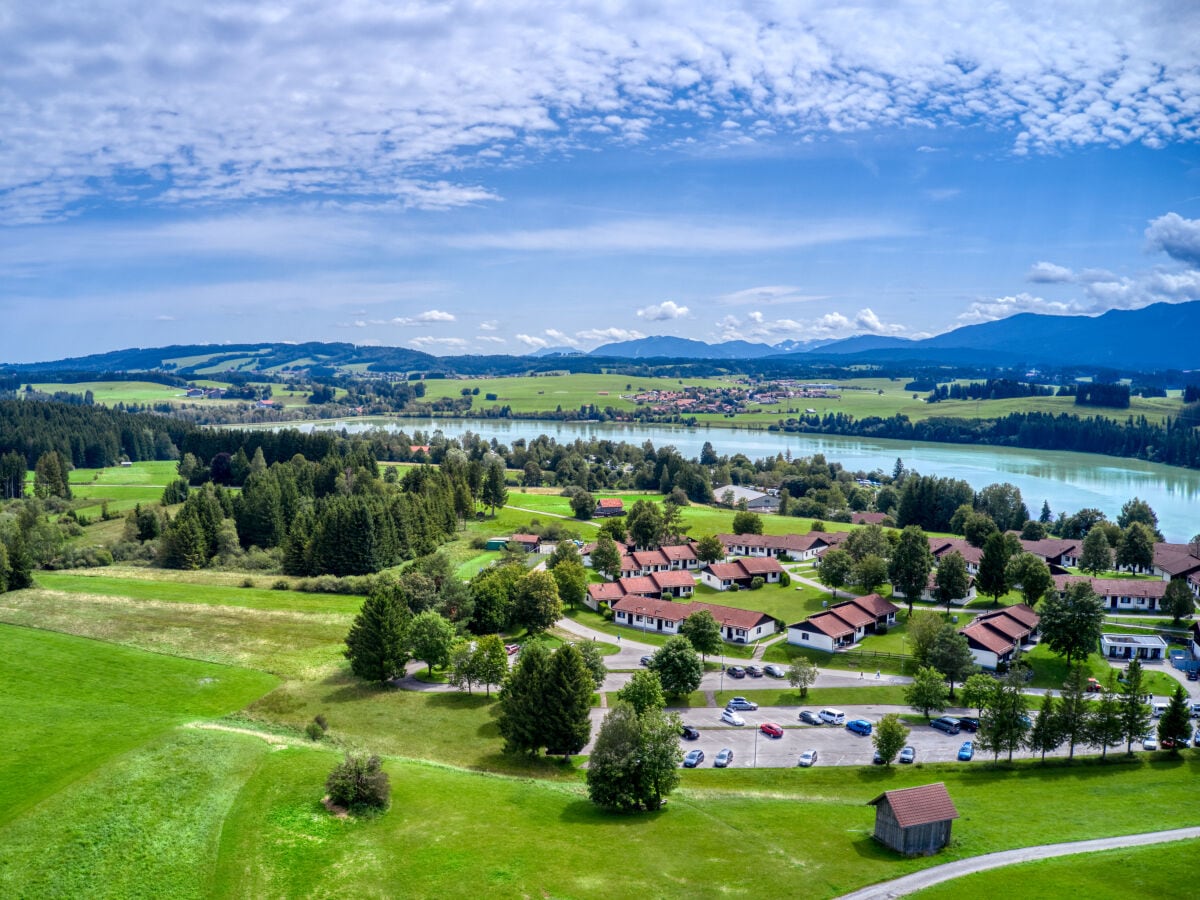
[29,380,190,405]
[61,460,178,514]
[0,625,276,825]
[912,837,1200,898]
[418,373,1185,427]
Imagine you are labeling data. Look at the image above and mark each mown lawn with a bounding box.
[0,624,276,825]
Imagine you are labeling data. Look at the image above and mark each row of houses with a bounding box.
[609,596,776,644]
[585,556,787,608]
[958,604,1040,670]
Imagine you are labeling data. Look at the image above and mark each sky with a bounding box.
[3,1,1200,363]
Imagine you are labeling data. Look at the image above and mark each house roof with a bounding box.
[1052,575,1168,599]
[798,611,856,639]
[716,532,820,553]
[828,602,875,630]
[596,498,624,508]
[870,783,959,828]
[961,620,1018,655]
[660,543,698,562]
[610,596,774,631]
[929,538,983,566]
[1153,546,1200,577]
[631,549,670,568]
[651,570,697,589]
[975,613,1027,641]
[850,593,899,619]
[1020,538,1080,560]
[999,603,1040,628]
[510,533,540,544]
[704,557,784,581]
[619,576,661,596]
[587,582,625,602]
[735,556,785,576]
[788,593,898,631]
[851,512,889,525]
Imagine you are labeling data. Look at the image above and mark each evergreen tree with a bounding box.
[1079,527,1113,576]
[1157,684,1192,752]
[2,533,33,590]
[1087,678,1124,759]
[499,640,551,756]
[976,531,1011,606]
[1115,522,1155,572]
[888,525,934,613]
[482,459,508,516]
[1118,657,1152,754]
[344,589,411,684]
[905,666,949,720]
[1039,500,1052,524]
[0,451,27,500]
[1057,666,1091,760]
[1026,691,1063,761]
[934,551,969,613]
[543,644,594,759]
[979,670,1030,761]
[160,514,208,569]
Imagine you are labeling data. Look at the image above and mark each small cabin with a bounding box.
[868,782,959,857]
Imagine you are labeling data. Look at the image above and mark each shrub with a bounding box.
[876,624,889,637]
[305,721,324,741]
[272,579,290,590]
[241,577,256,588]
[326,754,390,812]
[780,572,791,587]
[314,714,329,731]
[750,576,764,590]
[728,583,741,592]
[110,540,156,562]
[601,605,615,621]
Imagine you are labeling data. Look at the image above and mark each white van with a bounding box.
[1152,702,1169,718]
[818,708,846,725]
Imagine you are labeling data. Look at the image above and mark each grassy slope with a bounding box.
[0,624,276,825]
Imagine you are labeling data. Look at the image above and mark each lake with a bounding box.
[287,416,1200,542]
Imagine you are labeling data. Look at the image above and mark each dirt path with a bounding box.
[504,504,600,526]
[835,827,1200,899]
[183,720,307,749]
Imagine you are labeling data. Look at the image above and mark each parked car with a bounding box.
[746,665,764,678]
[721,709,746,727]
[957,741,975,761]
[505,644,521,656]
[714,747,734,768]
[930,716,961,735]
[1162,736,1191,750]
[1142,735,1158,751]
[957,717,980,733]
[846,719,872,736]
[726,696,759,711]
[797,749,819,767]
[898,746,917,764]
[1187,669,1198,682]
[1086,677,1103,692]
[727,665,747,679]
[683,749,705,768]
[798,710,823,726]
[764,664,786,678]
[681,725,700,740]
[871,750,885,765]
[759,722,784,738]
[639,655,653,667]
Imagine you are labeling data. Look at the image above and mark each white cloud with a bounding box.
[577,327,645,343]
[392,309,456,326]
[475,335,506,344]
[637,300,690,321]
[408,336,468,349]
[925,188,960,201]
[3,3,1199,221]
[544,328,581,347]
[155,314,176,322]
[479,321,499,331]
[718,285,824,306]
[515,333,549,349]
[1145,213,1200,267]
[854,308,907,335]
[1027,261,1077,283]
[747,311,764,324]
[957,292,1086,323]
[814,312,851,332]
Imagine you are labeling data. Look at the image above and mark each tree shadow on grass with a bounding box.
[558,798,669,827]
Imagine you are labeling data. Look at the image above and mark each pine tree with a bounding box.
[1157,684,1192,752]
[888,525,934,613]
[344,589,411,684]
[927,625,976,700]
[1058,666,1091,760]
[543,645,594,759]
[499,640,551,756]
[1118,657,1152,754]
[1087,679,1124,759]
[482,460,508,516]
[1026,691,1063,761]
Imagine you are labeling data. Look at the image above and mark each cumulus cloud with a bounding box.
[854,308,907,335]
[544,328,581,347]
[478,321,499,331]
[392,309,456,326]
[1027,261,1077,283]
[409,336,468,349]
[577,327,645,343]
[958,292,1086,323]
[515,334,549,349]
[7,3,1196,220]
[475,335,506,343]
[1145,213,1200,267]
[636,300,690,320]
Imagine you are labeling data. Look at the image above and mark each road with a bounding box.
[835,827,1200,899]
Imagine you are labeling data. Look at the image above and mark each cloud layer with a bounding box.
[4,1,1198,221]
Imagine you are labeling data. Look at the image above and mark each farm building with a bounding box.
[716,484,780,512]
[593,498,625,517]
[868,783,959,857]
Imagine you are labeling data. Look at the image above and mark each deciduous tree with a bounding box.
[1040,581,1104,664]
[695,534,725,564]
[1006,552,1053,606]
[616,668,665,715]
[551,559,589,611]
[889,526,934,614]
[325,754,390,812]
[1115,522,1155,572]
[590,532,623,581]
[976,531,1011,606]
[1079,527,1112,576]
[872,713,910,766]
[934,551,969,613]
[512,570,562,635]
[473,633,509,697]
[818,548,853,599]
[1163,579,1195,626]
[906,611,944,667]
[905,666,949,720]
[979,670,1030,761]
[587,704,682,811]
[787,657,818,698]
[408,609,456,675]
[961,673,997,716]
[574,640,608,690]
[853,554,890,595]
[730,510,763,536]
[649,635,703,698]
[927,624,976,700]
[679,609,722,662]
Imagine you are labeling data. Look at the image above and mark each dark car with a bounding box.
[683,749,705,768]
[759,722,784,738]
[898,746,917,764]
[1188,670,1198,682]
[727,666,747,679]
[872,750,885,765]
[746,664,764,678]
[640,655,653,667]
[714,747,734,768]
[957,717,980,733]
[681,725,700,741]
[930,716,961,735]
[798,710,823,726]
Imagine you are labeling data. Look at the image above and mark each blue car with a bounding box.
[957,741,974,761]
[846,719,872,736]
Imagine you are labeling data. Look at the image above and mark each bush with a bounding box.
[110,540,156,562]
[305,721,324,741]
[601,605,615,621]
[875,624,889,636]
[750,576,764,590]
[51,545,114,569]
[241,577,256,588]
[314,714,329,731]
[780,572,791,587]
[272,579,290,590]
[728,583,740,592]
[326,754,390,812]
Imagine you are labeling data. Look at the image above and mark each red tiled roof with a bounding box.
[870,783,959,828]
[597,498,624,508]
[587,582,625,602]
[631,549,670,567]
[510,533,540,544]
[851,512,889,525]
[1052,575,1167,599]
[797,611,855,639]
[999,603,1040,628]
[975,614,1027,640]
[620,576,660,596]
[610,596,773,631]
[736,557,785,576]
[651,570,696,589]
[828,603,874,630]
[929,538,983,566]
[1020,538,1080,560]
[1153,547,1200,576]
[849,593,899,619]
[960,621,1016,655]
[660,544,698,562]
[705,562,750,581]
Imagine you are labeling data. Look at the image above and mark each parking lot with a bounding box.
[583,703,1142,768]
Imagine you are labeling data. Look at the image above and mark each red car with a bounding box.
[505,644,520,656]
[759,722,784,738]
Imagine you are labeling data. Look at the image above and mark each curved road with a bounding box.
[835,828,1200,899]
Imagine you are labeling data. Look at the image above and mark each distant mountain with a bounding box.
[806,301,1200,370]
[527,346,586,358]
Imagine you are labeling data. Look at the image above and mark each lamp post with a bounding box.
[754,724,759,768]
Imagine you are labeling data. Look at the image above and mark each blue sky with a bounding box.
[2,1,1200,362]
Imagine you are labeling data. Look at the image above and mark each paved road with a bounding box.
[835,827,1200,899]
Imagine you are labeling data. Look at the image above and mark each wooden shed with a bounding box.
[868,782,959,856]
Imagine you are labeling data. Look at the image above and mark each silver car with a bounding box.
[714,747,734,768]
[797,749,819,767]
